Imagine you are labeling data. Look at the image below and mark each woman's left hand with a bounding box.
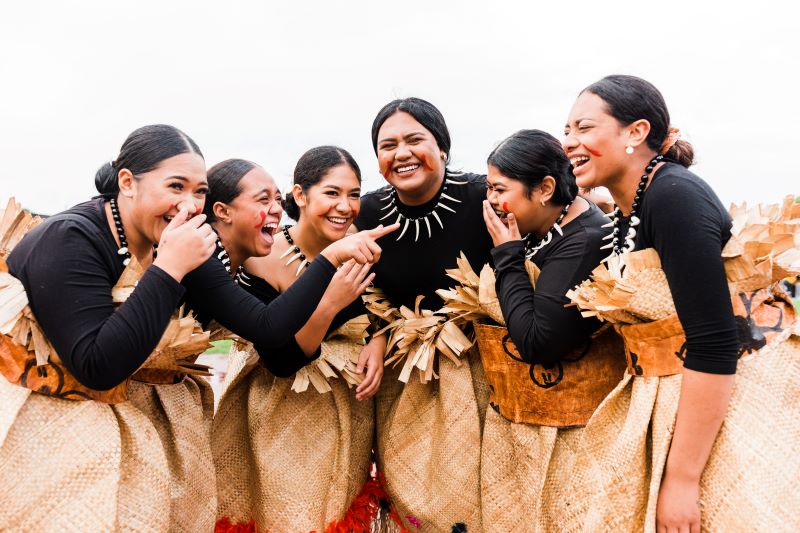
[482,200,522,246]
[355,333,386,400]
[656,474,702,533]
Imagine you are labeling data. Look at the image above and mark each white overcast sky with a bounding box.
[1,1,797,214]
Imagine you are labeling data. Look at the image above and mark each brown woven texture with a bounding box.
[480,408,584,533]
[559,246,800,529]
[552,330,800,532]
[375,345,489,533]
[475,323,626,427]
[212,343,374,532]
[127,377,217,533]
[0,374,172,532]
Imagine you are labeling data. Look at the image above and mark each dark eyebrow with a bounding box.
[322,185,341,192]
[253,187,279,198]
[165,175,209,187]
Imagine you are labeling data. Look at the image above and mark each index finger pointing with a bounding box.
[366,223,400,239]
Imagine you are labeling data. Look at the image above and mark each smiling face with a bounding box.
[375,111,446,200]
[122,152,208,245]
[486,164,554,236]
[221,166,283,258]
[295,163,360,242]
[563,91,631,190]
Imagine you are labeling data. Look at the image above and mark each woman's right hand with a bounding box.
[320,223,399,267]
[153,206,216,282]
[321,260,375,313]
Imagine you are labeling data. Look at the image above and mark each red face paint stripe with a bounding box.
[419,152,433,171]
[253,210,266,229]
[502,202,509,213]
[195,206,202,216]
[585,146,602,157]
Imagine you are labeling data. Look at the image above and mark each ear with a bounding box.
[625,119,651,148]
[292,183,306,208]
[539,176,557,203]
[212,202,231,224]
[117,169,135,198]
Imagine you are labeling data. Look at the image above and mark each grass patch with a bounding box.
[204,339,232,355]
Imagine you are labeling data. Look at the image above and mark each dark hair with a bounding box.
[487,129,578,205]
[371,97,452,166]
[94,124,203,197]
[582,75,694,167]
[204,159,258,222]
[284,146,361,221]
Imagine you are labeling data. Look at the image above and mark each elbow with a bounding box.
[255,344,318,377]
[519,337,573,368]
[71,367,127,391]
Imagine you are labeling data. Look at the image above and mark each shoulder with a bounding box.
[446,171,487,194]
[647,163,721,206]
[244,233,291,291]
[356,185,394,229]
[9,199,108,259]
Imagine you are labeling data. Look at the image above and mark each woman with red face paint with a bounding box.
[478,129,626,530]
[555,75,800,532]
[354,98,493,532]
[0,125,394,532]
[212,147,385,532]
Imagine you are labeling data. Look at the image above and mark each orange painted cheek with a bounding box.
[502,202,509,213]
[253,210,266,228]
[585,146,603,157]
[419,152,434,171]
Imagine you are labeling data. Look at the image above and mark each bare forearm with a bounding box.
[294,302,338,356]
[665,368,735,481]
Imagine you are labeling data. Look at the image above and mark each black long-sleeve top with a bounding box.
[6,198,335,389]
[237,271,366,376]
[492,204,607,366]
[628,162,740,374]
[354,172,493,310]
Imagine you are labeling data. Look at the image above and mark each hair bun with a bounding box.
[94,162,119,197]
[283,191,300,221]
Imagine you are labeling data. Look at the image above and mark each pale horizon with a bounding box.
[1,1,797,214]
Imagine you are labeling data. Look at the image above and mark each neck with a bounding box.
[605,151,659,216]
[395,173,444,206]
[214,224,245,276]
[293,216,332,260]
[532,203,566,239]
[111,198,153,264]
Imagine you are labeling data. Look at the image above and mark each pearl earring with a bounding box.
[625,146,634,155]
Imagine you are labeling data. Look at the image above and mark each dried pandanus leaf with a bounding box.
[566,250,673,324]
[371,292,473,384]
[568,196,800,325]
[725,195,800,289]
[0,197,42,260]
[291,314,371,393]
[0,261,56,366]
[436,251,540,327]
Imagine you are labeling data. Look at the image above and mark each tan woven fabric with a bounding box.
[561,220,800,531]
[480,408,584,533]
[212,343,374,532]
[127,377,217,533]
[553,329,800,532]
[0,374,172,532]
[375,345,489,533]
